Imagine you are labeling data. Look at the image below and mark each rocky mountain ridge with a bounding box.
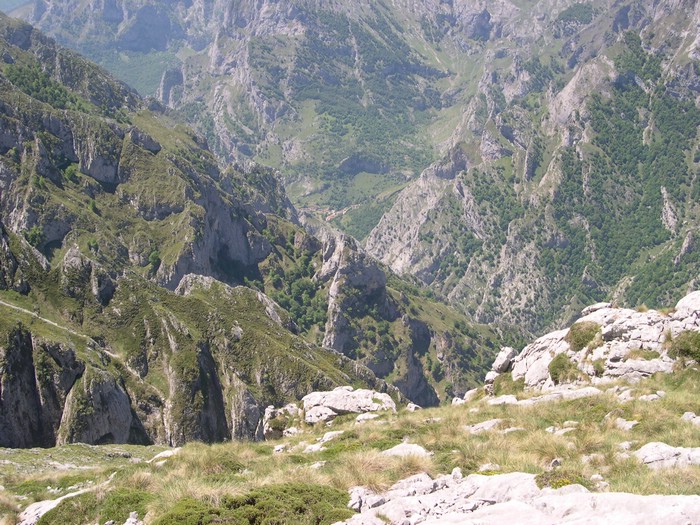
[12,0,700,335]
[0,12,502,448]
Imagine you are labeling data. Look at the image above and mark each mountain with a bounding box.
[366,0,700,333]
[0,12,503,448]
[16,0,700,336]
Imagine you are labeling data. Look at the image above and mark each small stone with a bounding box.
[479,463,501,472]
[615,418,639,431]
[274,444,287,453]
[451,467,463,480]
[381,443,432,458]
[590,473,604,482]
[550,458,562,468]
[466,418,504,434]
[310,461,326,469]
[283,426,301,436]
[406,403,422,412]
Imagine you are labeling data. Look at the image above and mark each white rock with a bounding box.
[463,388,480,402]
[681,411,700,426]
[466,418,504,434]
[406,403,422,412]
[318,430,344,444]
[381,443,432,458]
[302,388,396,424]
[634,441,700,469]
[147,448,180,464]
[615,418,639,431]
[487,395,518,405]
[479,463,501,472]
[492,346,518,373]
[355,413,380,423]
[485,370,500,383]
[283,426,301,436]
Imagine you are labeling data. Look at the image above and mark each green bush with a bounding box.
[592,358,605,377]
[670,331,700,361]
[549,353,579,384]
[565,322,600,352]
[154,484,352,525]
[24,225,45,247]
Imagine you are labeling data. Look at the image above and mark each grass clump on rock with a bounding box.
[565,322,601,352]
[548,353,580,384]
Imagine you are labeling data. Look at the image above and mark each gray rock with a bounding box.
[615,418,639,431]
[302,387,396,424]
[634,442,700,469]
[337,470,700,525]
[465,418,503,434]
[487,395,518,405]
[491,346,518,373]
[681,411,700,426]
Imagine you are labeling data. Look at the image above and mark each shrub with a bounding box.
[24,225,45,247]
[669,331,700,361]
[565,322,600,352]
[592,358,605,377]
[154,484,353,525]
[549,353,579,384]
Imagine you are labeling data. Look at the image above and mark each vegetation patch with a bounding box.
[548,353,580,384]
[535,469,591,490]
[493,373,525,396]
[669,331,700,361]
[154,484,353,525]
[626,348,661,361]
[565,322,600,352]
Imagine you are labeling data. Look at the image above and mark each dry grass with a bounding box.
[1,370,699,524]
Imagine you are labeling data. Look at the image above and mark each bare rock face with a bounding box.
[302,386,396,424]
[0,326,84,447]
[507,291,700,390]
[57,368,132,445]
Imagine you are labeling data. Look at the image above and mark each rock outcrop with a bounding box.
[490,292,700,391]
[340,471,700,525]
[302,386,396,424]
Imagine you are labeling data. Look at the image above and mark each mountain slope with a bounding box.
[0,12,504,448]
[366,0,700,333]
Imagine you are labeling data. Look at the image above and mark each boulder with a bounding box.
[302,386,396,424]
[634,442,700,469]
[491,346,518,373]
